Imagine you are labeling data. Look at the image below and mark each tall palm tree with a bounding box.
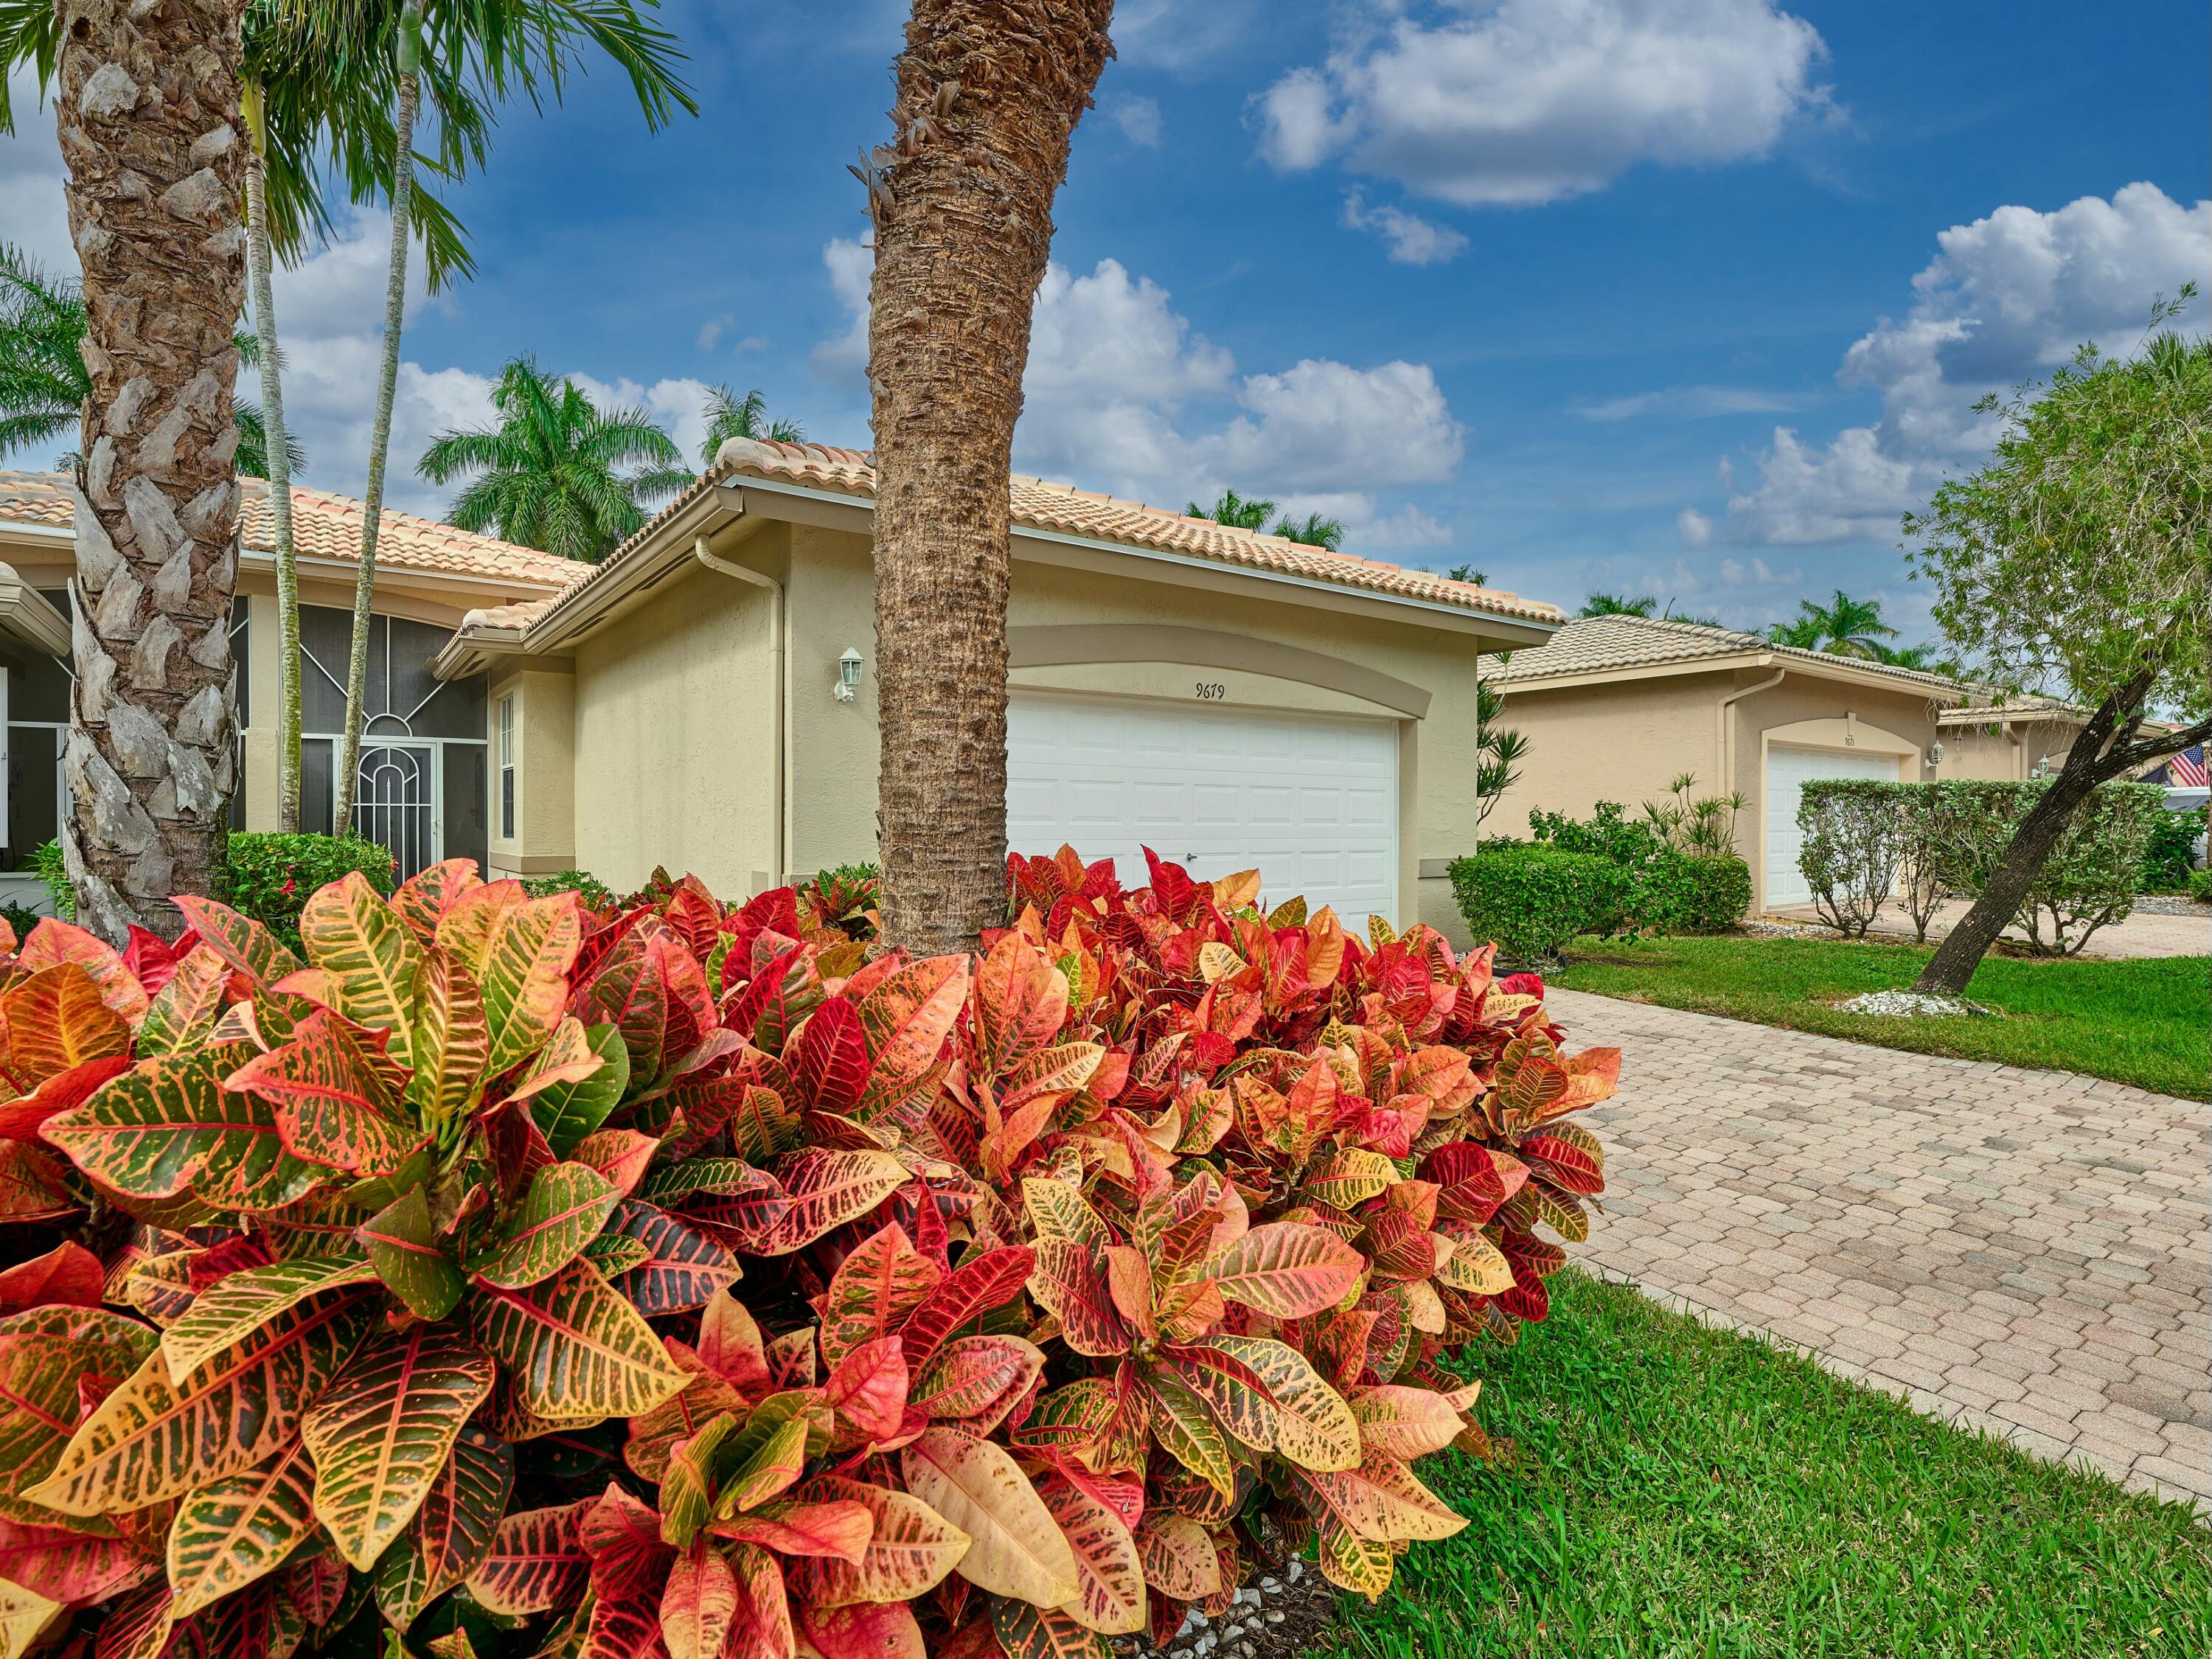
[1579,591,1658,618]
[868,0,1116,953]
[1187,487,1275,531]
[1767,589,1899,658]
[417,357,692,562]
[46,0,248,941]
[0,243,302,476]
[335,0,695,830]
[700,384,804,465]
[1273,511,1345,550]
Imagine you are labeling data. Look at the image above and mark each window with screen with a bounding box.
[498,695,515,841]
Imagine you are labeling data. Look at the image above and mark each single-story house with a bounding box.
[3,450,1567,941]
[0,470,580,909]
[1478,613,2112,914]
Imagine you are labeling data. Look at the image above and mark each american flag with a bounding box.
[2159,743,2209,787]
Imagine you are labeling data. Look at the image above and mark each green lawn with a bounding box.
[1327,1271,2209,1659]
[1545,934,2210,1099]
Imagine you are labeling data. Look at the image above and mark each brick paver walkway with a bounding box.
[1552,987,2211,1509]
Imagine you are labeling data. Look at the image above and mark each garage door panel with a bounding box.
[1007,692,1397,922]
[1764,744,1899,907]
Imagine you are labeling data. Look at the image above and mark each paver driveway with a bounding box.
[1551,987,2211,1509]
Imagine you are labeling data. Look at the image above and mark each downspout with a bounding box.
[693,535,790,890]
[1717,664,1787,907]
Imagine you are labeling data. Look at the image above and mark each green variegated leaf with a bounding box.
[1160,1345,1277,1455]
[223,1009,426,1179]
[1203,1335,1360,1472]
[435,889,582,1079]
[41,1042,327,1211]
[1037,1471,1145,1635]
[1299,1149,1397,1210]
[523,1023,627,1158]
[25,1293,372,1515]
[357,1186,467,1320]
[992,1598,1110,1659]
[371,1528,437,1631]
[468,1162,622,1290]
[0,1304,159,1522]
[414,1425,514,1590]
[299,873,423,1065]
[716,1394,818,1517]
[301,1324,495,1571]
[602,1201,742,1315]
[1144,1373,1235,1502]
[659,1410,738,1548]
[818,1223,940,1366]
[167,1436,319,1617]
[406,947,491,1137]
[582,1234,653,1276]
[468,1260,687,1423]
[161,1254,380,1385]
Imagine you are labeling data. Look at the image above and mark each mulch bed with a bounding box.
[1109,1559,1343,1659]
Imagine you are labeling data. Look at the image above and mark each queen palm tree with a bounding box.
[0,243,302,476]
[1273,511,1345,550]
[1767,589,1899,658]
[417,357,692,562]
[1187,487,1275,530]
[41,0,248,941]
[334,0,694,829]
[867,1,1116,953]
[700,384,804,465]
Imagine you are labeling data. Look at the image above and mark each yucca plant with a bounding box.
[0,847,1617,1658]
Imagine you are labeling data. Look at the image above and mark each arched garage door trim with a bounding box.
[1006,623,1433,719]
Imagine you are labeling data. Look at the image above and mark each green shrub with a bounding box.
[219,832,394,951]
[1450,843,1632,963]
[29,838,72,921]
[2140,804,2207,892]
[521,867,616,908]
[1528,801,1751,934]
[0,898,43,941]
[2191,866,2212,902]
[1796,779,1904,937]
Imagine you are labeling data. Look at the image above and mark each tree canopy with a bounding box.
[1905,314,2210,721]
[700,384,804,464]
[417,355,692,560]
[1187,487,1274,531]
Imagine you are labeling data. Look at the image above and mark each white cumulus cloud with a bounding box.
[1724,182,2212,544]
[1256,0,1832,208]
[1341,192,1469,265]
[1108,94,1162,147]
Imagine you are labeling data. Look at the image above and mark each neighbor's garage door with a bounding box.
[1764,743,1901,906]
[1007,692,1398,922]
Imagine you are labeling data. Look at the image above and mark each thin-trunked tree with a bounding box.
[51,0,249,942]
[866,0,1118,955]
[1908,314,2210,995]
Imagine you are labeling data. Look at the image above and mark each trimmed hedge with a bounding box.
[1798,778,2167,955]
[1526,801,1752,935]
[1450,843,1632,962]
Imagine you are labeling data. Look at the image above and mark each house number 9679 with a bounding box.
[1194,681,1228,700]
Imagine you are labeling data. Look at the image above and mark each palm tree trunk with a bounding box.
[869,0,1115,954]
[242,77,302,832]
[335,0,424,833]
[53,0,248,942]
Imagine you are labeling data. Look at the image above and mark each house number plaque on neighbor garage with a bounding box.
[1194,681,1228,700]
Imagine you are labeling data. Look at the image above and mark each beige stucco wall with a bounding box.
[567,522,785,896]
[486,665,578,879]
[554,517,1520,942]
[1935,717,2076,782]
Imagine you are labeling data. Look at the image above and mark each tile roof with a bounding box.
[1483,612,1969,696]
[546,437,1561,629]
[0,470,580,591]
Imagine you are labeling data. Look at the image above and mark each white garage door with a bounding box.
[1764,743,1901,906]
[1007,692,1398,923]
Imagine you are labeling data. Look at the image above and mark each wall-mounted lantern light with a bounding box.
[1927,741,1944,766]
[835,647,864,703]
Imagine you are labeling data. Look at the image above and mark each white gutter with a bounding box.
[692,535,791,891]
[1717,664,1787,792]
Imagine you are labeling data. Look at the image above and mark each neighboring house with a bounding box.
[1479,613,2017,914]
[0,471,579,908]
[431,437,1562,937]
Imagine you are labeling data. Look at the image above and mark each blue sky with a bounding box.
[4,0,2207,642]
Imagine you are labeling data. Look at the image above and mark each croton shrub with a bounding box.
[0,846,1615,1659]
